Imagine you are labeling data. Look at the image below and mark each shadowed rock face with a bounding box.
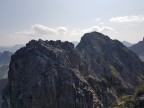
[129,38,144,61]
[0,79,8,108]
[2,32,144,108]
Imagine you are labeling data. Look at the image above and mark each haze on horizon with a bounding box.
[0,0,144,46]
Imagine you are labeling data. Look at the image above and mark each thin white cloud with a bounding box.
[3,24,116,46]
[95,18,101,22]
[83,26,114,33]
[99,22,105,25]
[56,27,68,34]
[110,15,144,23]
[16,24,68,36]
[100,26,114,32]
[16,24,114,37]
[32,24,58,35]
[15,24,114,42]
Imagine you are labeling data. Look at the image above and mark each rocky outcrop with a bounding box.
[2,32,144,108]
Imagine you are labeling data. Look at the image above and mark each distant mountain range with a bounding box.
[129,38,144,61]
[72,41,79,47]
[0,43,78,52]
[122,41,133,47]
[0,41,133,52]
[0,51,13,79]
[0,51,13,108]
[0,44,24,52]
[0,51,13,65]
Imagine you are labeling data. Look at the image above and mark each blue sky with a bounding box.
[0,0,144,46]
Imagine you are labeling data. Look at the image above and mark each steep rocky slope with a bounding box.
[2,40,102,108]
[129,38,144,61]
[2,32,144,108]
[112,85,144,108]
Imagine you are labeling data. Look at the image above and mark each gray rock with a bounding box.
[2,32,144,108]
[2,40,102,108]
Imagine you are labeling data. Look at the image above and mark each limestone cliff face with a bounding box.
[2,32,144,108]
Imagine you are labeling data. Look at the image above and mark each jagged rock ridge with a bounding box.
[2,32,144,108]
[2,40,101,108]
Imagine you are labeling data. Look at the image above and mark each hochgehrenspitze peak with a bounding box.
[80,32,111,43]
[77,32,114,50]
[77,32,126,53]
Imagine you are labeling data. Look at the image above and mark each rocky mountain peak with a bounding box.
[2,32,144,108]
[79,32,111,46]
